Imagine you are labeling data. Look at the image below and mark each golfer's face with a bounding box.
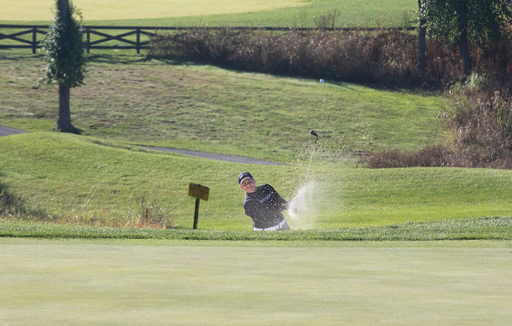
[240,178,257,193]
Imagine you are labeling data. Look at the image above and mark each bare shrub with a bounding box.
[444,91,512,168]
[368,91,512,169]
[314,9,340,30]
[132,193,176,229]
[366,145,453,168]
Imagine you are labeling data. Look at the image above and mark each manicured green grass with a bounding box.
[2,217,512,240]
[1,0,417,28]
[0,51,443,163]
[317,165,512,227]
[1,238,511,326]
[2,133,512,230]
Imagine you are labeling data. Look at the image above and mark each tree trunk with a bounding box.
[417,0,426,80]
[57,85,80,134]
[60,0,70,20]
[459,27,471,76]
[55,0,79,134]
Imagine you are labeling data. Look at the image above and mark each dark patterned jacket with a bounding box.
[243,184,288,229]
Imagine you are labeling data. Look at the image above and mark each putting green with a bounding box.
[1,238,511,325]
[1,0,307,21]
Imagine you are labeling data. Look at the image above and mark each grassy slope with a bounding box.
[0,0,417,27]
[2,133,512,230]
[0,52,443,163]
[2,1,509,231]
[0,50,461,231]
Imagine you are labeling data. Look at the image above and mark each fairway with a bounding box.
[1,0,307,21]
[0,0,417,27]
[1,238,511,325]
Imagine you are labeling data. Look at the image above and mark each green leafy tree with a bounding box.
[40,0,86,134]
[420,0,512,76]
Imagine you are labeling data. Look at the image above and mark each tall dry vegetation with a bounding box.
[149,28,512,87]
[0,181,175,229]
[148,29,430,84]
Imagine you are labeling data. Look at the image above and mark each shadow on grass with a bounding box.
[0,52,46,61]
[86,53,147,65]
[142,55,442,94]
[0,169,47,220]
[0,50,440,93]
[0,169,17,215]
[0,170,9,197]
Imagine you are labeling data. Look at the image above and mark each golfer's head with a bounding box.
[238,172,256,193]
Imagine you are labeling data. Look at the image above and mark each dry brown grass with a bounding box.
[148,28,512,88]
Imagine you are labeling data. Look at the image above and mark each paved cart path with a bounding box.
[0,125,286,166]
[0,125,27,137]
[139,146,286,166]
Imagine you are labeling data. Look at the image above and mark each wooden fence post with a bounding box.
[86,27,90,53]
[136,28,140,54]
[32,27,37,54]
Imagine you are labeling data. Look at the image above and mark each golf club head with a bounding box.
[310,130,318,137]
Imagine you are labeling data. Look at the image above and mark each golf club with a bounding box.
[304,130,319,185]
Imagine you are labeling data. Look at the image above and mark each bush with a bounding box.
[444,90,512,168]
[149,28,512,88]
[367,88,512,169]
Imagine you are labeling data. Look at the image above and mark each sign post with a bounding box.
[188,183,209,230]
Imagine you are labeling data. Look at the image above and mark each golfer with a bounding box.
[238,172,297,231]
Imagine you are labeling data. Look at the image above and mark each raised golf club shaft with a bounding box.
[304,131,319,185]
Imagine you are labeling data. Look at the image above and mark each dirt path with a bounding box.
[0,125,286,166]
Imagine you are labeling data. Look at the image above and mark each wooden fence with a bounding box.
[0,24,416,54]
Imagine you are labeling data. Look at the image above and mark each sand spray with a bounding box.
[287,181,319,229]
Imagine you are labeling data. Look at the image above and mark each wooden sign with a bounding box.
[188,183,209,201]
[188,183,209,230]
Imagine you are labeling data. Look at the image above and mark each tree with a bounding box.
[417,0,426,80]
[40,0,86,134]
[420,0,512,76]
